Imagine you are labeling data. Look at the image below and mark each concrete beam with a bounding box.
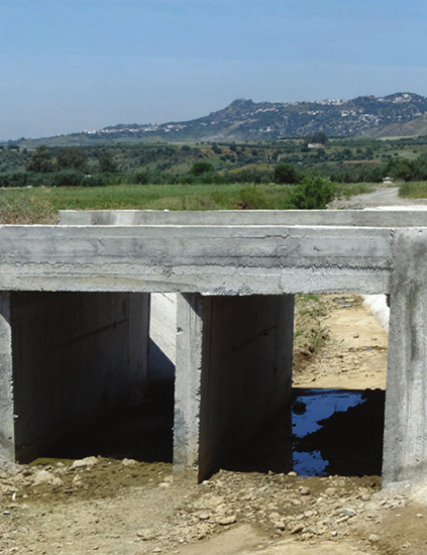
[0,225,392,294]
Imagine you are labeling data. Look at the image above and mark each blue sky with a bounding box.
[2,0,427,140]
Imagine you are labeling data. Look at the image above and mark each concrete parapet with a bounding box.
[60,209,427,227]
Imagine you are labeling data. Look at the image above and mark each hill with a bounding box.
[16,92,427,148]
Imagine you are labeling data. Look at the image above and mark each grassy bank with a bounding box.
[0,180,378,224]
[0,183,297,223]
[398,181,427,199]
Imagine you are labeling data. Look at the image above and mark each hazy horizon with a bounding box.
[2,0,427,141]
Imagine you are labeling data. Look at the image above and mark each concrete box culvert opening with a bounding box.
[219,293,387,480]
[5,291,175,465]
[2,289,388,483]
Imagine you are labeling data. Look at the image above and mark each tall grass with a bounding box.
[0,180,378,224]
[399,181,427,199]
[334,182,376,199]
[0,183,295,223]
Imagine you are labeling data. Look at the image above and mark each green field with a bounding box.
[0,181,379,224]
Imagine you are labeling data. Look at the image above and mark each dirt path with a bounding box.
[330,183,427,210]
[295,295,387,391]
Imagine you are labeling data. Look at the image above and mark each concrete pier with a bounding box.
[0,211,426,485]
[383,229,427,483]
[174,293,294,481]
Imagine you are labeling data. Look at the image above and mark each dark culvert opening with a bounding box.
[223,293,387,478]
[292,387,385,477]
[221,388,385,477]
[42,382,175,464]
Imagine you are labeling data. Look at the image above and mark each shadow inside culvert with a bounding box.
[44,382,175,463]
[221,388,384,477]
[294,388,385,477]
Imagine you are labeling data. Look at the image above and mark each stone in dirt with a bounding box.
[71,456,98,469]
[32,469,63,487]
[219,515,237,525]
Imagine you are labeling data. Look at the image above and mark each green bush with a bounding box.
[52,170,85,187]
[82,174,106,187]
[288,175,335,209]
[190,161,214,175]
[273,162,300,184]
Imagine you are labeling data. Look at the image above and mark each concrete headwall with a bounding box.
[4,291,149,462]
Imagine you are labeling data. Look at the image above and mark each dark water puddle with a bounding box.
[41,385,384,478]
[223,388,384,477]
[293,388,385,476]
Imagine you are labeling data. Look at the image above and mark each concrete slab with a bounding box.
[0,225,392,294]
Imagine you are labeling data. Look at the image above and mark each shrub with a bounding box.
[273,162,300,184]
[52,170,84,187]
[82,174,106,187]
[288,175,335,209]
[190,161,215,175]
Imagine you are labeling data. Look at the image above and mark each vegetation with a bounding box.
[288,175,335,210]
[399,181,427,199]
[7,133,427,221]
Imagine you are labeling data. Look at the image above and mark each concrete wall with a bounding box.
[174,294,294,481]
[0,291,149,462]
[0,294,13,461]
[148,293,176,383]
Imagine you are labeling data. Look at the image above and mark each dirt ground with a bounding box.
[1,293,427,555]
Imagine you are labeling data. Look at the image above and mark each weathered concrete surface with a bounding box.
[148,293,176,383]
[0,225,392,294]
[174,294,294,481]
[59,209,427,227]
[0,292,149,463]
[383,229,427,484]
[0,293,13,461]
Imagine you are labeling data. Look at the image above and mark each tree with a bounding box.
[311,131,328,145]
[57,147,89,173]
[190,161,214,175]
[273,162,300,184]
[99,151,118,173]
[26,145,53,173]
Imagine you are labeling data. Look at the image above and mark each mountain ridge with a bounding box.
[92,92,427,142]
[16,92,427,147]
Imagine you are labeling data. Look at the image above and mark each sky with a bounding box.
[2,0,427,140]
